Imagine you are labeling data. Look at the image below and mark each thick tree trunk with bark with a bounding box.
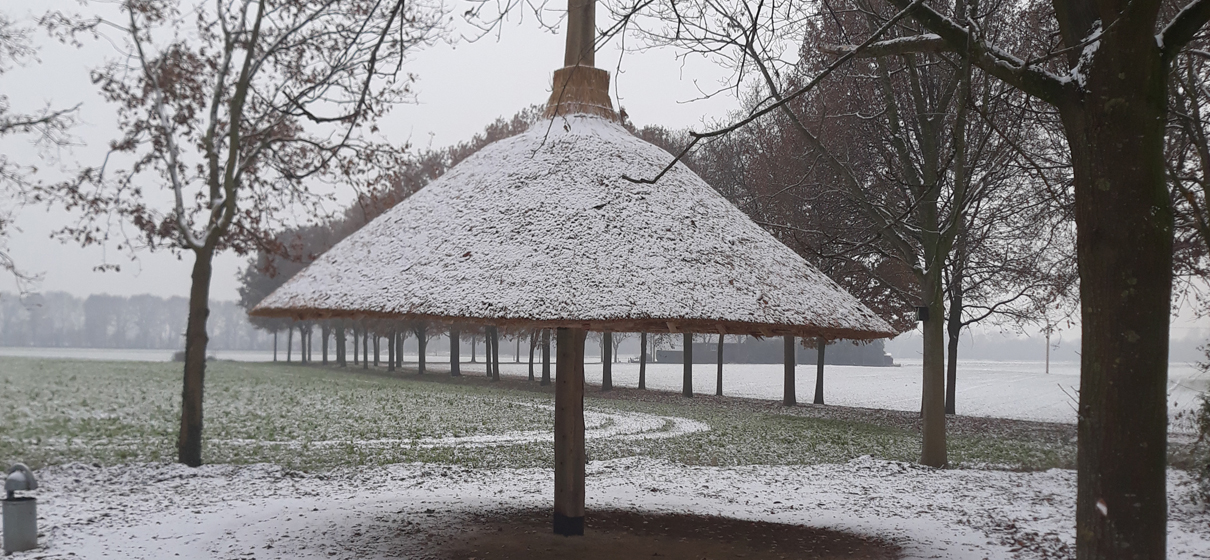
[553,327,586,536]
[362,328,369,370]
[373,334,380,366]
[1062,28,1171,558]
[783,335,795,406]
[715,333,724,396]
[638,332,647,389]
[540,329,551,386]
[515,335,520,363]
[177,245,216,467]
[920,275,947,467]
[602,331,613,391]
[287,326,293,362]
[682,332,693,397]
[450,327,461,376]
[814,337,825,405]
[353,329,359,365]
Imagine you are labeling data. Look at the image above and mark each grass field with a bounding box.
[0,356,1082,472]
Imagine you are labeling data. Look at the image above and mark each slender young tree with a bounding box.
[51,0,443,467]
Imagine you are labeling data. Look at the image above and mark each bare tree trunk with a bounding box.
[945,284,962,415]
[177,245,216,467]
[553,327,586,536]
[273,331,277,362]
[814,337,826,405]
[540,329,551,386]
[920,275,947,467]
[373,333,380,366]
[449,327,461,376]
[484,329,493,377]
[601,331,613,391]
[515,335,520,363]
[471,335,477,363]
[783,335,795,406]
[287,325,294,362]
[352,328,359,365]
[638,332,647,390]
[1063,46,1171,558]
[715,333,724,396]
[306,326,313,363]
[682,332,693,397]
[362,326,369,370]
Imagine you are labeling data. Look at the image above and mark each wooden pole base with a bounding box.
[553,327,587,536]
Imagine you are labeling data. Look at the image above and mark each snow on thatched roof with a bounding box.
[252,79,892,340]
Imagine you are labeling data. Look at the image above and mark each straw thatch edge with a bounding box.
[249,306,894,341]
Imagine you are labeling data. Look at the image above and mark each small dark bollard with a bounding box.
[3,463,38,554]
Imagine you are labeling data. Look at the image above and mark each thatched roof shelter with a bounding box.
[251,0,891,537]
[250,81,891,341]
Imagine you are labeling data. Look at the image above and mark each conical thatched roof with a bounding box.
[252,68,892,341]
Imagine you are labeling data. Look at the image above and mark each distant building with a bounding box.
[655,336,896,366]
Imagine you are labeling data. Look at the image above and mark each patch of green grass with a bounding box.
[0,357,1077,472]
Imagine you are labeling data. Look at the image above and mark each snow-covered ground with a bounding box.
[15,457,1209,560]
[450,358,1208,428]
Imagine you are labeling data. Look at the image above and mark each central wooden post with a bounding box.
[783,335,796,406]
[554,327,587,535]
[564,0,595,67]
[682,332,693,397]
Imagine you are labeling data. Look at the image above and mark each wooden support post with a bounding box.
[553,327,586,536]
[322,326,329,365]
[682,332,693,397]
[529,330,537,381]
[638,332,647,389]
[491,326,501,381]
[450,327,461,376]
[388,330,396,372]
[417,324,427,375]
[541,329,552,386]
[783,335,796,406]
[601,331,613,391]
[716,333,724,396]
[363,327,369,370]
[814,336,826,405]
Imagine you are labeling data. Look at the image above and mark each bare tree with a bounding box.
[49,0,444,467]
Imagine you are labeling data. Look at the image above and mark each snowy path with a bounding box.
[214,402,709,449]
[16,458,1210,560]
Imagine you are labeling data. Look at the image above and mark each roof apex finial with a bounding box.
[564,0,595,67]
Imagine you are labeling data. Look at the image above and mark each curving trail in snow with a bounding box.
[218,402,709,449]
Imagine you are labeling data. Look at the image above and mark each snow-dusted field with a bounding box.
[446,357,1207,429]
[1,356,1207,559]
[17,457,1210,560]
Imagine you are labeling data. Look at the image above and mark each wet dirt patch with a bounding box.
[435,508,901,559]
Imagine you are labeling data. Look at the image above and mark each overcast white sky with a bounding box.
[0,1,739,302]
